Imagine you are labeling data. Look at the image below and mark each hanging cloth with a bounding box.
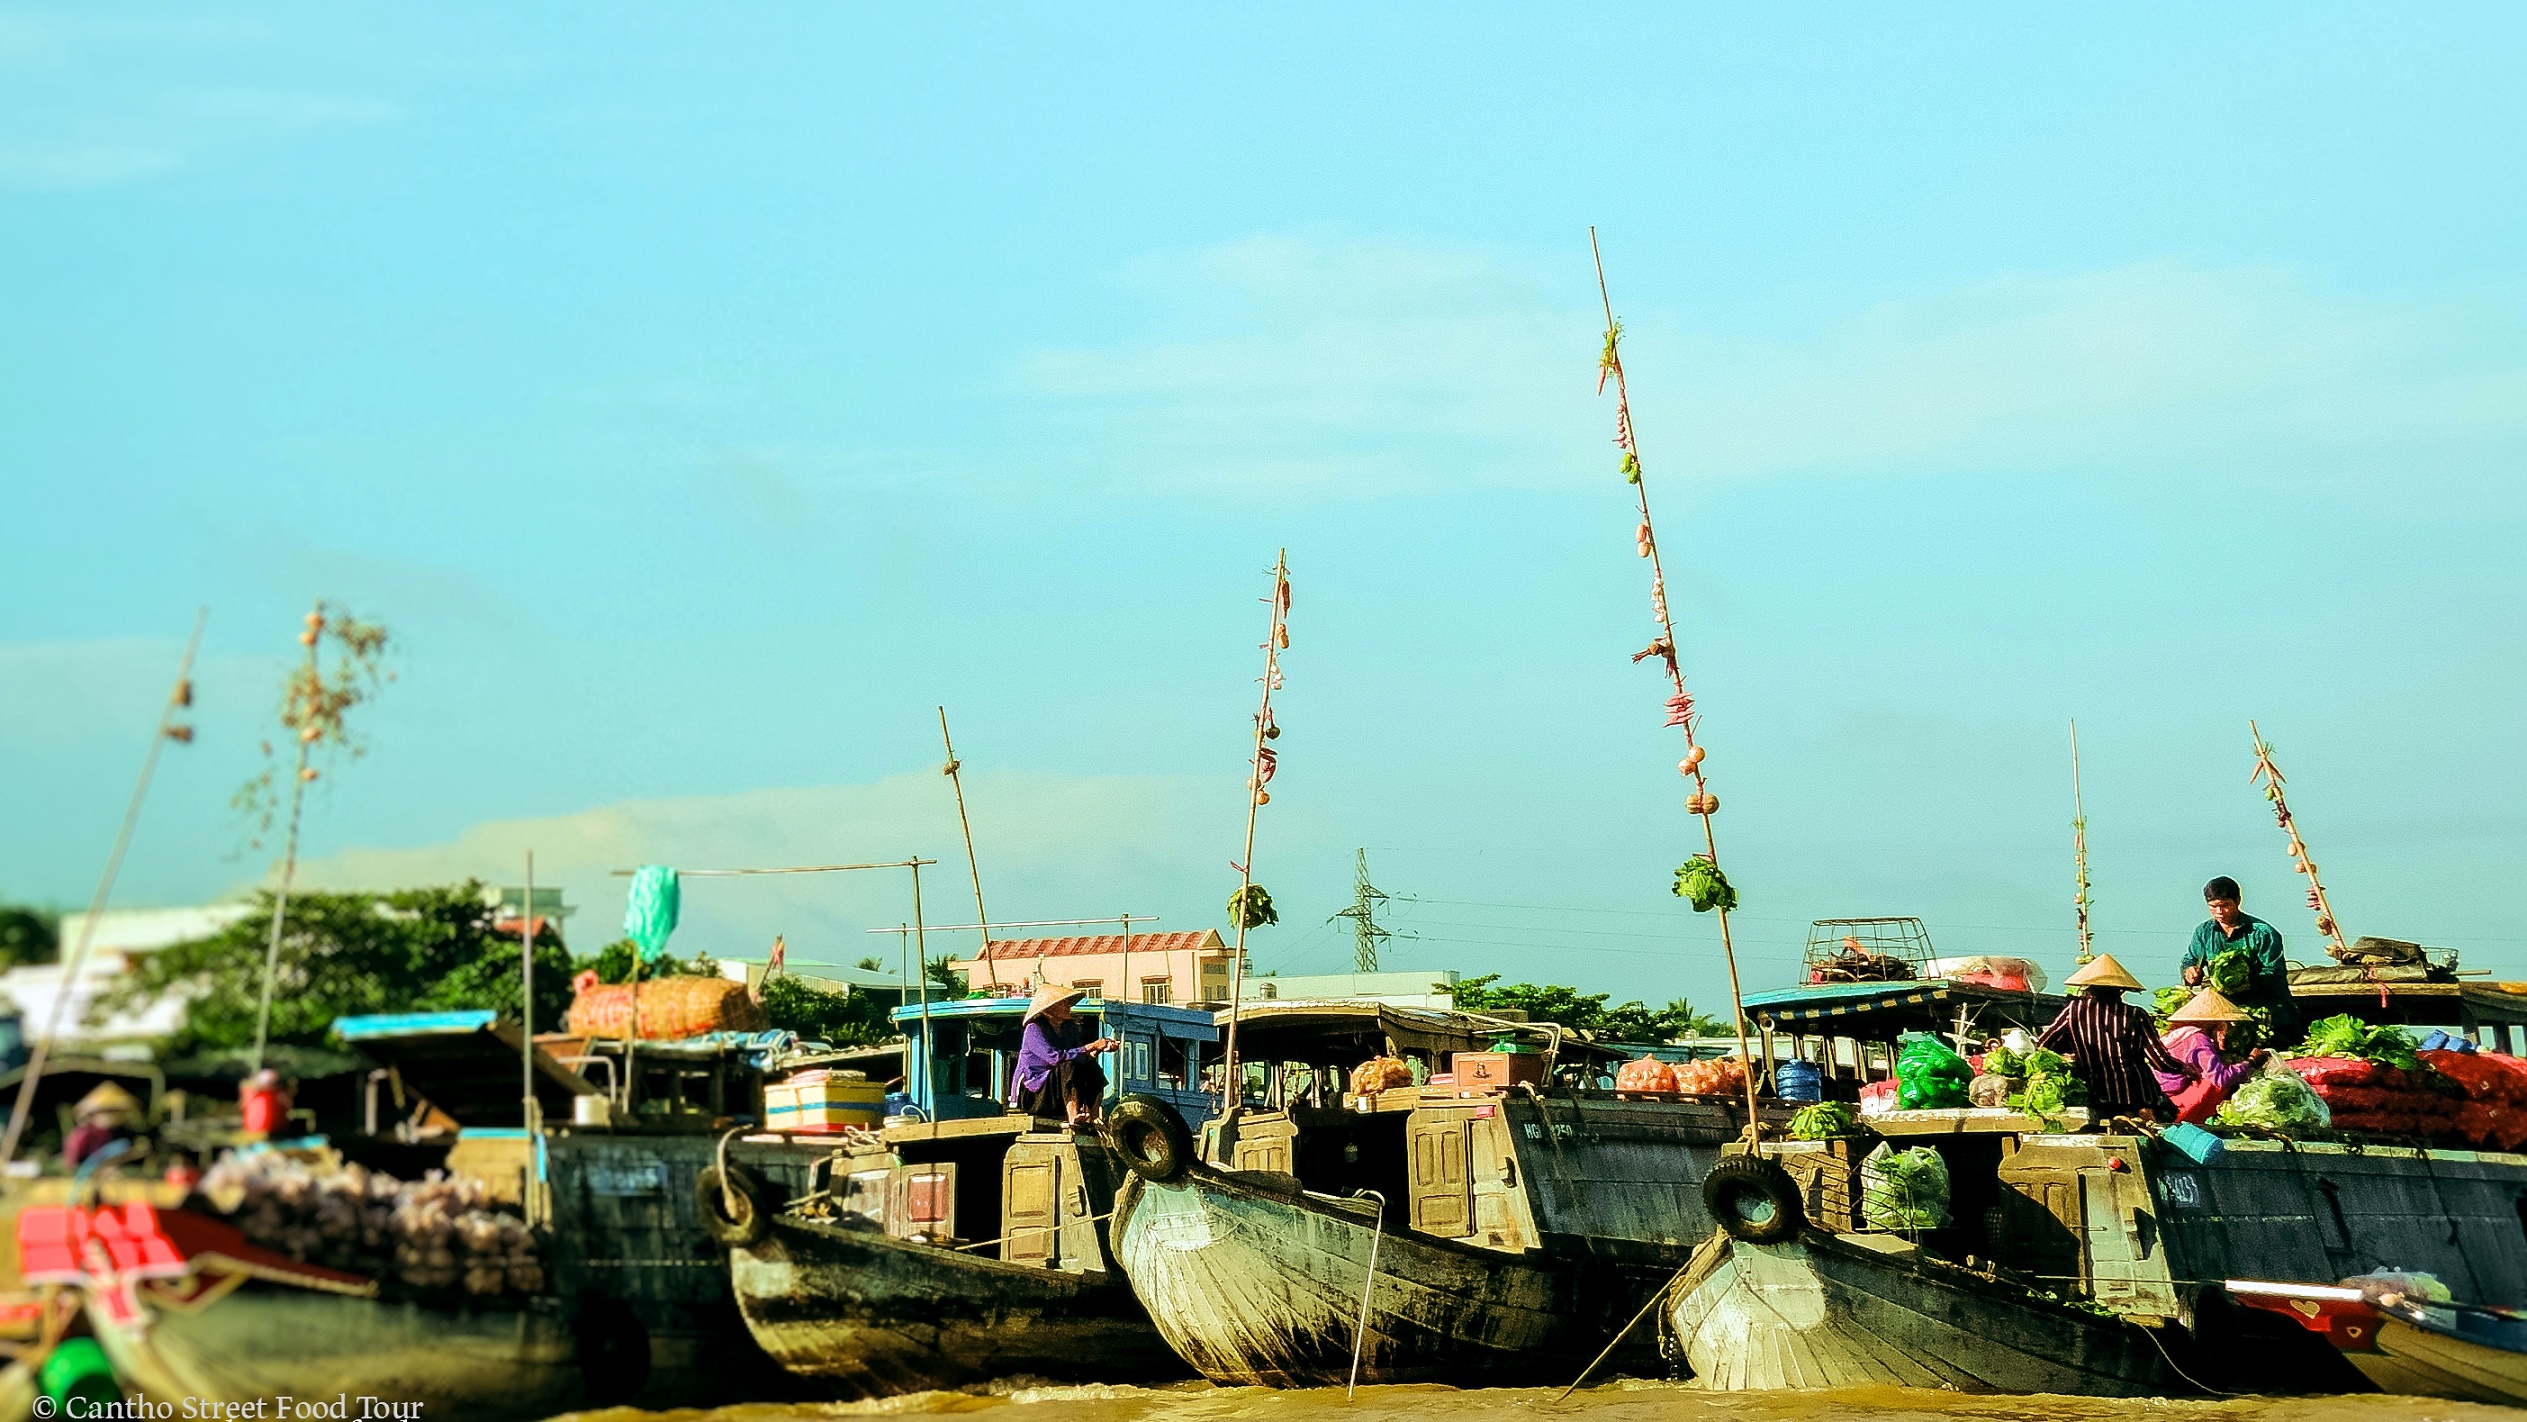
[624,865,681,965]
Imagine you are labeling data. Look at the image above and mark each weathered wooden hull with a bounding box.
[88,1285,581,1421]
[1112,1166,1678,1388]
[728,1213,1186,1397]
[1668,1228,2179,1395]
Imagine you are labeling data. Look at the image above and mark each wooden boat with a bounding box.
[1109,1001,1761,1387]
[2227,1278,2527,1405]
[1668,1168,2177,1394]
[1113,1159,1680,1387]
[19,1198,581,1421]
[718,994,1219,1395]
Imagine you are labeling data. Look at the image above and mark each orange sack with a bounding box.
[1616,1056,1679,1093]
[567,973,768,1040]
[1349,1056,1416,1097]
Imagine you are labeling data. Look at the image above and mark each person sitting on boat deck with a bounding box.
[64,1082,142,1169]
[2154,987,2269,1125]
[1010,983,1119,1127]
[2181,876,2299,1044]
[2036,955,2196,1124]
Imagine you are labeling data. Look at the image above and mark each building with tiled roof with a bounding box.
[947,928,1241,1005]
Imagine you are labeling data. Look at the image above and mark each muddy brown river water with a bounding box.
[558,1381,2519,1422]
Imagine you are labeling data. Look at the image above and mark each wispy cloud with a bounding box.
[281,770,1241,966]
[1016,235,2527,495]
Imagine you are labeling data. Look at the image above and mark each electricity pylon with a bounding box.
[1328,847,1395,973]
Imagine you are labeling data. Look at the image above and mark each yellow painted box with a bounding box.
[764,1075,885,1133]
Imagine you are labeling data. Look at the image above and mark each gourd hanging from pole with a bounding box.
[1590,229,1761,1134]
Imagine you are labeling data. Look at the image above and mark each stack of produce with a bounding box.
[1349,1056,1414,1096]
[2217,1069,2332,1133]
[1615,1055,1679,1093]
[2418,1049,2527,1151]
[197,1151,544,1299]
[1675,1056,1746,1097]
[2285,1014,2461,1141]
[567,969,767,1039]
[1787,1101,1861,1141]
[1893,1035,1972,1110]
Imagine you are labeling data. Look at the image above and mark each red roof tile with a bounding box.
[960,929,1224,962]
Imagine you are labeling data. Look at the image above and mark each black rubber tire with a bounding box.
[1105,1095,1193,1183]
[697,1162,768,1248]
[1702,1154,1805,1245]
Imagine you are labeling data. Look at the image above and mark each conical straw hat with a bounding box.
[74,1082,140,1120]
[1024,982,1086,1023]
[2063,954,2144,992]
[2169,987,2251,1025]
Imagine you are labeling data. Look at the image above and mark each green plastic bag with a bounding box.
[623,865,681,965]
[1894,1033,1973,1110]
[1860,1143,1950,1231]
[2216,1067,2333,1133]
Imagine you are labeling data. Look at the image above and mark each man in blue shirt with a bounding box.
[2181,876,2298,1043]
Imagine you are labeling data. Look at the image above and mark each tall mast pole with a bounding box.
[938,707,998,989]
[1217,550,1291,1114]
[0,610,204,1167]
[251,602,327,1073]
[2070,719,2094,966]
[1590,230,1761,1135]
[520,850,539,1226]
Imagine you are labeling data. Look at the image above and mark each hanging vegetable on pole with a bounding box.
[2071,718,2095,966]
[1590,229,1762,1133]
[1216,551,1292,1115]
[2249,720,2351,959]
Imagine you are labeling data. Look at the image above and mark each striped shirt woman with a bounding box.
[2037,989,2194,1122]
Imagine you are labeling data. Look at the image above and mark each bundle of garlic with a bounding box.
[196,1150,544,1299]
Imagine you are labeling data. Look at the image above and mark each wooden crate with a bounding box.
[1451,1051,1546,1094]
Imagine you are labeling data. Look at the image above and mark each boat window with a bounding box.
[1156,1036,1189,1090]
[1126,1036,1153,1085]
[2514,1193,2527,1244]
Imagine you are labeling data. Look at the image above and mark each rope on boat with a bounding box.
[1346,1189,1387,1399]
[1555,1260,1690,1402]
[942,1206,1118,1254]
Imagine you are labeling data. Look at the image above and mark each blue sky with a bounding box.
[5,6,2524,1010]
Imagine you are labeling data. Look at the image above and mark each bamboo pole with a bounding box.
[2250,720,2350,957]
[1589,230,1761,1135]
[1217,551,1291,1115]
[250,603,327,1073]
[520,850,539,1227]
[938,707,998,989]
[2071,719,2094,966]
[0,610,204,1167]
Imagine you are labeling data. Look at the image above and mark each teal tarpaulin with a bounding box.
[624,865,680,964]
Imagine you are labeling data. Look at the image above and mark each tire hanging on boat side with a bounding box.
[698,1161,769,1248]
[1105,1095,1193,1182]
[1701,1155,1805,1245]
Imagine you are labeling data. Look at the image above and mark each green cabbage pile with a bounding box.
[2215,1070,2333,1133]
[1859,1143,1950,1231]
[1787,1101,1860,1140]
[2298,1013,2422,1070]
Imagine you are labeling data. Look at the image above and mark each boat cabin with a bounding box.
[896,995,1219,1126]
[1740,978,2068,1102]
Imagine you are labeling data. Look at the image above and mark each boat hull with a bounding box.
[1112,1166,1677,1388]
[1669,1228,2179,1395]
[89,1285,580,1421]
[728,1213,1186,1396]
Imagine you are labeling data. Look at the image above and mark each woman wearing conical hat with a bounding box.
[2154,987,2269,1125]
[2035,955,2198,1125]
[1009,983,1120,1127]
[65,1081,142,1169]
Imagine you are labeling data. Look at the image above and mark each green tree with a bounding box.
[757,976,893,1046]
[0,905,58,968]
[1454,975,1730,1042]
[927,958,969,998]
[102,881,575,1052]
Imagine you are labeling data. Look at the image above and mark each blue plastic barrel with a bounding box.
[1776,1060,1824,1103]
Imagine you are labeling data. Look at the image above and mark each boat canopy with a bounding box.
[2287,968,2527,1043]
[332,1010,596,1128]
[892,995,1220,1123]
[1739,979,2066,1039]
[1213,1001,1619,1066]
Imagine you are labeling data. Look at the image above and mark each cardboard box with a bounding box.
[1450,1051,1546,1094]
[765,1074,886,1133]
